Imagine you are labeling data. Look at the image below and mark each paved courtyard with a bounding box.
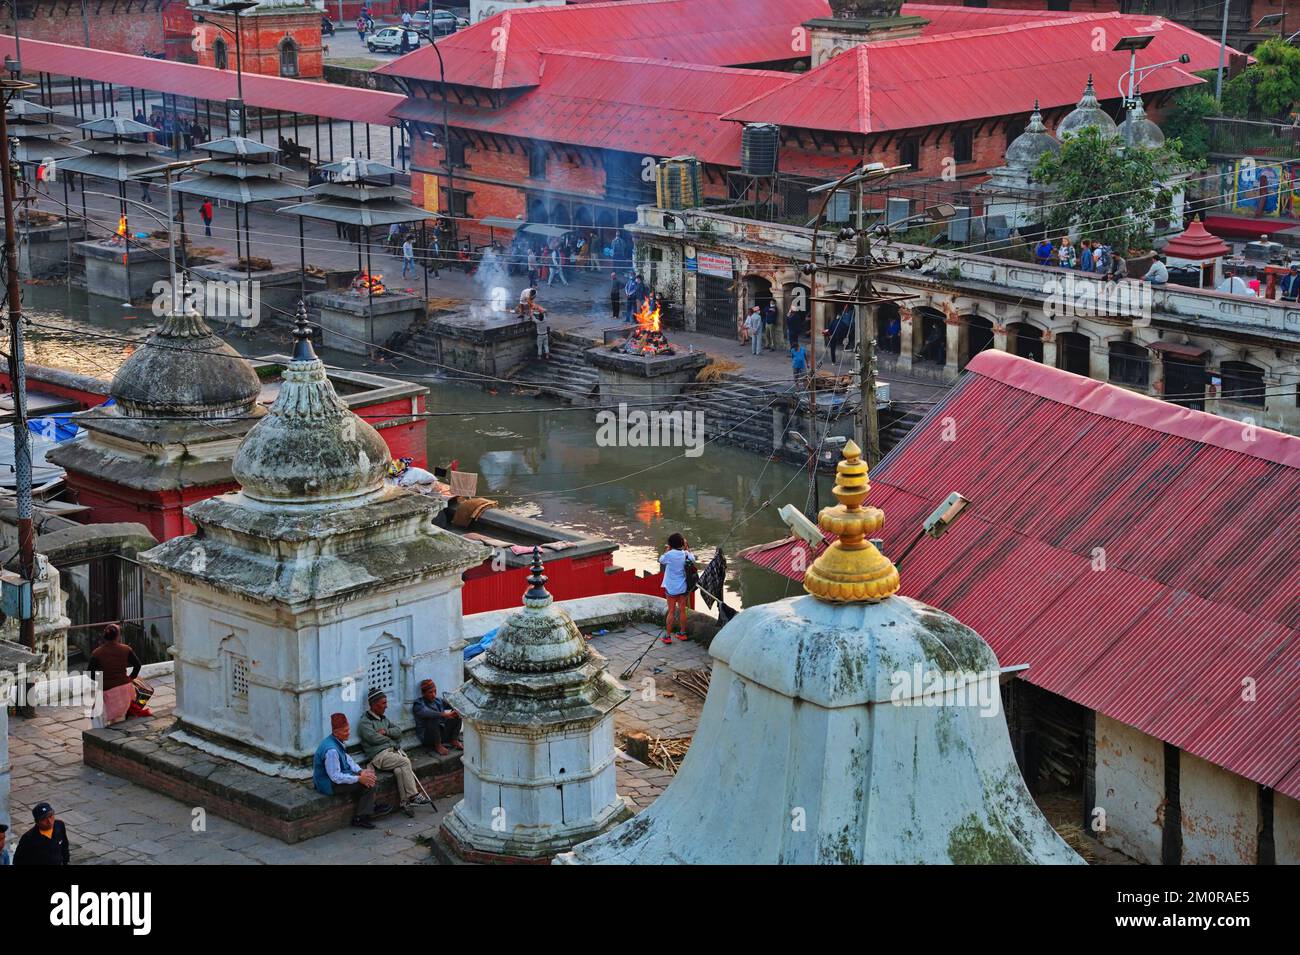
[6,623,705,864]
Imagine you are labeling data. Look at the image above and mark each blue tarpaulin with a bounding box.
[463,627,498,661]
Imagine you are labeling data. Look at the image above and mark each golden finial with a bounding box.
[804,440,900,603]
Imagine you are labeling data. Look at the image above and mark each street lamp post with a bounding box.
[428,0,456,248]
[201,2,257,135]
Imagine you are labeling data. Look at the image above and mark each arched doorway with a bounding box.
[960,314,993,369]
[1009,322,1044,363]
[876,302,901,355]
[1056,331,1090,377]
[915,307,946,366]
[744,275,774,314]
[548,202,571,230]
[1108,341,1150,389]
[527,198,549,224]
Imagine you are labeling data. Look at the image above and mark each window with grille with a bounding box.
[367,649,395,698]
[1220,361,1265,407]
[279,39,299,78]
[230,655,250,699]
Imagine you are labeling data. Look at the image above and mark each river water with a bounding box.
[22,285,830,609]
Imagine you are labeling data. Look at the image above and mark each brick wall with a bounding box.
[193,11,325,80]
[18,9,165,54]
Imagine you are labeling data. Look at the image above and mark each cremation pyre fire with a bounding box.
[615,297,675,356]
[353,270,386,295]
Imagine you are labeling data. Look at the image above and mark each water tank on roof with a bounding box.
[741,124,780,177]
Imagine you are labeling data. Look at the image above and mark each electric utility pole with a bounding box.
[1,78,38,662]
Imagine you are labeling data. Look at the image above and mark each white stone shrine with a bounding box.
[141,306,486,776]
[440,549,631,861]
[560,441,1081,865]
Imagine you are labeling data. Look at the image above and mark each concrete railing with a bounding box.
[640,206,1300,344]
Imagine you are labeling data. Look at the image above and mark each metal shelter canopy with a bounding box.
[277,198,430,227]
[479,216,524,231]
[0,34,403,127]
[172,176,307,203]
[520,223,570,238]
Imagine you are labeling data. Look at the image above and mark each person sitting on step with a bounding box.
[412,679,463,756]
[359,689,429,817]
[313,713,391,830]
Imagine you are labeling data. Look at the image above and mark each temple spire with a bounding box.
[803,439,900,602]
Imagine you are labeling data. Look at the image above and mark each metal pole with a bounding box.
[80,0,91,47]
[1216,0,1231,101]
[429,21,456,247]
[1,88,37,656]
[234,10,245,105]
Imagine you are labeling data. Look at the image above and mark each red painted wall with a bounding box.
[462,552,671,614]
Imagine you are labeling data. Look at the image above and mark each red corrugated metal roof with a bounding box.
[722,13,1232,133]
[0,35,402,126]
[741,351,1300,798]
[394,52,789,165]
[378,0,832,88]
[901,3,1083,33]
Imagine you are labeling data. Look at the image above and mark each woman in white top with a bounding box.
[658,533,696,644]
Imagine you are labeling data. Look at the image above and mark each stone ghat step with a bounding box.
[83,718,462,845]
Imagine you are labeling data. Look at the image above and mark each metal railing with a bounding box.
[1206,117,1300,160]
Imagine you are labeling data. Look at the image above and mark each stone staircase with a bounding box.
[686,372,788,456]
[508,331,603,405]
[880,407,927,455]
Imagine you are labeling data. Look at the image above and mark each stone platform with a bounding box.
[79,238,172,303]
[309,288,424,354]
[83,718,464,844]
[421,307,539,380]
[586,344,710,409]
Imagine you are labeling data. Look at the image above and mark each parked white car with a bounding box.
[367,27,422,54]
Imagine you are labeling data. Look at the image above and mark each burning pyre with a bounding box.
[353,270,386,295]
[614,297,674,356]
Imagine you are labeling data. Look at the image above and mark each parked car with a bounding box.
[321,16,335,37]
[410,9,468,38]
[367,27,423,53]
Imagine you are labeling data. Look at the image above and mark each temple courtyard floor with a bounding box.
[8,621,1130,864]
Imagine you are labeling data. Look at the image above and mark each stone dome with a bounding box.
[111,296,261,418]
[485,551,590,672]
[1117,94,1165,150]
[1004,101,1060,171]
[1056,74,1118,140]
[231,306,390,505]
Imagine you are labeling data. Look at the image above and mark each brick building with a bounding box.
[378,0,1229,249]
[6,1,172,55]
[190,1,325,80]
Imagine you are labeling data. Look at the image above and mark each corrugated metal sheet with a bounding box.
[0,35,403,126]
[379,0,833,88]
[394,53,790,165]
[741,351,1300,799]
[722,12,1233,133]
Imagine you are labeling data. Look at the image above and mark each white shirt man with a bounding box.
[401,10,412,27]
[1143,257,1168,285]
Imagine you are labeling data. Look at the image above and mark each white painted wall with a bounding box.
[1094,714,1164,865]
[1180,752,1258,865]
[171,574,466,765]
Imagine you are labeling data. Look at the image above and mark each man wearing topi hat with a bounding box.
[359,688,429,817]
[313,713,391,830]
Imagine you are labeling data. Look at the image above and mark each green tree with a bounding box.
[1033,126,1182,253]
[1162,88,1218,164]
[1221,38,1300,118]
